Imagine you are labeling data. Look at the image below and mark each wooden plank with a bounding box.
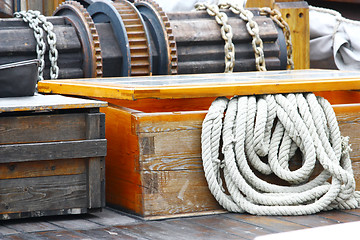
[275,214,339,227]
[0,94,107,113]
[245,1,310,69]
[86,113,103,140]
[98,97,216,113]
[34,230,95,240]
[87,157,105,209]
[275,1,310,69]
[333,104,360,162]
[314,90,360,105]
[226,214,308,233]
[0,139,107,163]
[101,106,143,215]
[0,208,88,220]
[317,210,360,223]
[0,158,86,180]
[188,214,273,238]
[85,208,139,226]
[37,70,360,100]
[142,169,221,217]
[0,113,87,144]
[1,220,61,233]
[0,174,87,215]
[255,220,360,240]
[77,228,143,240]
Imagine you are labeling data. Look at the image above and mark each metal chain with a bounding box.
[220,3,267,72]
[195,3,235,73]
[14,10,59,81]
[259,7,294,70]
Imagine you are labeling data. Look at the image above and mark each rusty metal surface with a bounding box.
[54,1,103,78]
[87,0,132,76]
[113,0,152,76]
[135,0,178,75]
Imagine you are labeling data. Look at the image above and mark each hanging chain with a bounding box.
[195,3,235,73]
[220,3,267,71]
[259,7,294,70]
[196,3,267,72]
[15,10,59,81]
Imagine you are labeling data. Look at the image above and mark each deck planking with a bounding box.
[1,208,360,239]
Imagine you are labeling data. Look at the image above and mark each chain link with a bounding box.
[195,3,235,73]
[220,3,267,71]
[15,10,59,81]
[196,3,267,72]
[260,7,294,70]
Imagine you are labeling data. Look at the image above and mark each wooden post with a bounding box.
[246,0,310,69]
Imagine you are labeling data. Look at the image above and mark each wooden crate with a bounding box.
[38,70,360,219]
[0,94,107,220]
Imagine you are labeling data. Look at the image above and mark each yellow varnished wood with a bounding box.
[38,70,360,100]
[246,0,310,69]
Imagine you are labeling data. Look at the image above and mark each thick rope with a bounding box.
[201,93,359,215]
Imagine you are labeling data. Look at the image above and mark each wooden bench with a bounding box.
[38,69,360,219]
[0,94,107,220]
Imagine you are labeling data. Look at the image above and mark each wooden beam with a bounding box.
[0,139,107,163]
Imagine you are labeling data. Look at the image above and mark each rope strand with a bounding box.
[201,93,358,215]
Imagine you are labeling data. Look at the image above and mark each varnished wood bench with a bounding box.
[38,69,360,219]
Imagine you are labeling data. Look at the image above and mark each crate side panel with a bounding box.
[101,106,143,215]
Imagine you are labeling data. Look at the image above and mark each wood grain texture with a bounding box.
[0,158,86,180]
[104,101,360,217]
[0,174,88,215]
[101,106,143,215]
[0,94,106,113]
[275,1,310,69]
[315,90,360,105]
[0,113,87,144]
[37,70,360,100]
[245,0,310,69]
[142,169,221,216]
[0,139,107,163]
[87,157,105,209]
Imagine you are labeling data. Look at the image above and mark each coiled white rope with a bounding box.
[201,93,359,215]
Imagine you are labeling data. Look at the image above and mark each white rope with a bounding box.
[201,93,359,215]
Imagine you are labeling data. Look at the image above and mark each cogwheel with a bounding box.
[112,0,152,76]
[54,1,103,78]
[135,0,178,75]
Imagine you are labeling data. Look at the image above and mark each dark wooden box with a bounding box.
[0,94,107,220]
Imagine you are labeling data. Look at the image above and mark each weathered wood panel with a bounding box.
[334,104,360,162]
[0,113,87,144]
[87,157,105,209]
[0,158,86,180]
[0,174,88,215]
[142,169,221,217]
[0,139,107,163]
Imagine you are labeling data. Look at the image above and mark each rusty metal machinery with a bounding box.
[0,0,288,80]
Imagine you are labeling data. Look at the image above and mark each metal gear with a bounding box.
[54,1,103,78]
[134,0,178,75]
[112,0,152,76]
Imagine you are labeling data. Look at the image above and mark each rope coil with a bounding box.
[201,93,358,215]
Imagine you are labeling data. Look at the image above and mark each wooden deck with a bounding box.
[1,208,360,239]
